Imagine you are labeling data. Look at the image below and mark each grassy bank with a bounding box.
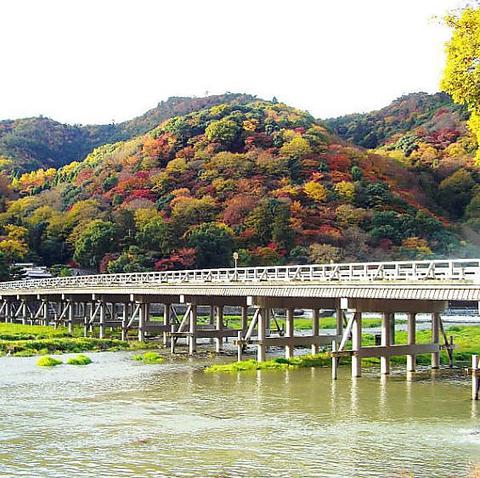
[206,353,331,373]
[185,315,386,330]
[206,325,480,373]
[0,323,128,357]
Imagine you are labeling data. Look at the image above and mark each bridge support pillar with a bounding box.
[20,300,27,325]
[99,301,106,339]
[390,313,396,345]
[407,312,416,372]
[67,300,73,334]
[3,300,9,323]
[336,305,343,337]
[163,304,170,346]
[138,303,148,342]
[351,312,362,378]
[431,312,440,369]
[381,312,392,375]
[121,303,128,341]
[215,305,224,353]
[241,306,248,334]
[311,309,320,355]
[257,308,267,362]
[265,308,271,336]
[188,304,197,355]
[285,308,294,359]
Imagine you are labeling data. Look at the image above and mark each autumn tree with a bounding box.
[441,7,480,160]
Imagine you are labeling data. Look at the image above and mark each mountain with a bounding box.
[0,93,257,173]
[0,99,466,273]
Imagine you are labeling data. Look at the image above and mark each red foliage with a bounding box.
[378,238,393,250]
[99,253,120,273]
[75,168,94,186]
[422,128,461,149]
[222,195,257,226]
[244,132,274,149]
[123,189,156,202]
[141,133,175,165]
[154,248,196,271]
[325,152,351,172]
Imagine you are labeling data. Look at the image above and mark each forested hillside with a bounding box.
[0,93,256,173]
[326,92,480,223]
[0,100,466,274]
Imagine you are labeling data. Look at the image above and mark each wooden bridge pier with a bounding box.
[331,299,454,378]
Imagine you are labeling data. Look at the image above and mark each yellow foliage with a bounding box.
[441,7,480,161]
[0,224,29,259]
[15,168,56,194]
[335,204,367,227]
[401,237,433,255]
[0,157,13,170]
[0,239,28,259]
[60,161,80,178]
[243,119,258,132]
[134,208,159,228]
[304,181,328,202]
[334,181,355,201]
[166,158,188,174]
[280,136,312,158]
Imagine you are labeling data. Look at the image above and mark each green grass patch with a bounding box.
[67,354,92,365]
[132,351,165,364]
[181,315,384,331]
[0,323,72,340]
[37,356,62,367]
[205,353,331,373]
[0,337,128,357]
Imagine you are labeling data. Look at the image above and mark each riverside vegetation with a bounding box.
[2,321,479,367]
[0,323,128,357]
[204,325,480,373]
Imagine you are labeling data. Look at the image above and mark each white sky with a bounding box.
[0,0,467,124]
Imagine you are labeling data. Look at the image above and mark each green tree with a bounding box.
[73,220,117,269]
[438,169,475,217]
[187,223,234,268]
[205,118,240,145]
[106,246,151,273]
[272,201,294,250]
[135,217,172,255]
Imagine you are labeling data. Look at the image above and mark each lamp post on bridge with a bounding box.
[233,252,239,280]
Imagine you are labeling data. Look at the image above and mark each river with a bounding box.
[0,351,479,477]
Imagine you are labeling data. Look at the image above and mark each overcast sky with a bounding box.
[0,0,467,124]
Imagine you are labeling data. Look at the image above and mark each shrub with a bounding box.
[37,356,62,367]
[132,351,164,364]
[67,354,92,365]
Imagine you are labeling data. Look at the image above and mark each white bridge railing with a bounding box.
[0,259,479,291]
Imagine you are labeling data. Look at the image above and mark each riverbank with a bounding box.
[0,323,129,356]
[1,322,479,367]
[205,325,480,372]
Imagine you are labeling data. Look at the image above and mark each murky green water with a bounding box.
[0,352,479,478]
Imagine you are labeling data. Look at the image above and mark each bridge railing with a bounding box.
[0,259,479,291]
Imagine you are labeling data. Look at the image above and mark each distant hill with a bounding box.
[324,92,469,149]
[0,93,257,173]
[2,99,464,272]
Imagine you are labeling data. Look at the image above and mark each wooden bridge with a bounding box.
[1,259,479,377]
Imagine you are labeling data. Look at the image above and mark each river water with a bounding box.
[0,352,479,478]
